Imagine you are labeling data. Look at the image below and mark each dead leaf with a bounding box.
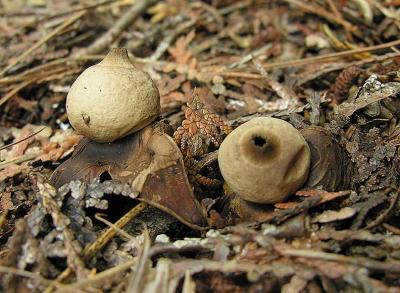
[11,125,39,157]
[168,30,197,67]
[158,74,186,97]
[312,207,357,223]
[275,190,350,209]
[162,91,187,104]
[296,190,351,204]
[39,131,81,162]
[335,82,400,117]
[282,275,309,293]
[0,192,14,211]
[0,163,27,181]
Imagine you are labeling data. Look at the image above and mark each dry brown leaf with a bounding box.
[335,81,400,117]
[157,75,186,97]
[275,190,350,209]
[0,192,14,211]
[168,30,197,67]
[296,190,350,204]
[11,125,38,157]
[195,86,225,114]
[0,163,27,182]
[39,131,81,162]
[312,207,357,223]
[162,91,187,104]
[296,258,357,279]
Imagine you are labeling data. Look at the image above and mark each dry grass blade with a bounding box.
[259,39,400,71]
[54,259,136,293]
[0,266,53,285]
[285,0,358,32]
[126,226,151,293]
[44,202,147,293]
[0,78,39,107]
[0,127,46,151]
[76,0,158,55]
[253,58,298,103]
[276,246,400,273]
[0,11,86,77]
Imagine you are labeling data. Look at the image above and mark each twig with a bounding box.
[76,0,158,56]
[0,266,53,285]
[44,202,148,293]
[195,150,219,171]
[55,241,209,292]
[83,202,147,259]
[325,0,341,18]
[229,44,273,69]
[286,0,358,32]
[276,246,400,273]
[46,0,118,19]
[0,152,42,171]
[149,19,197,61]
[259,39,400,71]
[297,52,400,86]
[0,127,45,151]
[269,196,322,225]
[0,58,73,85]
[0,11,86,77]
[365,189,399,229]
[126,228,151,293]
[0,78,39,107]
[383,223,400,234]
[253,59,299,102]
[94,213,135,241]
[54,259,136,293]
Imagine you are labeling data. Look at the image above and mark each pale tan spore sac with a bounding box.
[66,48,160,142]
[218,117,311,204]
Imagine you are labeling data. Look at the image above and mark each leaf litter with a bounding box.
[1,0,400,292]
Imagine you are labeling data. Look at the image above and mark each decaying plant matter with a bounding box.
[174,94,231,186]
[2,0,400,292]
[50,122,207,229]
[301,125,354,191]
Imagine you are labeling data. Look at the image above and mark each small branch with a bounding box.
[286,0,358,32]
[276,246,400,273]
[365,189,400,229]
[0,11,86,77]
[76,0,158,56]
[44,202,148,293]
[0,127,45,151]
[253,59,299,102]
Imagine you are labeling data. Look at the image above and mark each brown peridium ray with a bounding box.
[50,123,207,230]
[300,126,353,191]
[219,121,354,224]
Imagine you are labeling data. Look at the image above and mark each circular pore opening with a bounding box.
[252,136,267,148]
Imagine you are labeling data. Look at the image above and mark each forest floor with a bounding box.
[1,0,400,292]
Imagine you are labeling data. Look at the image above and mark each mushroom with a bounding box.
[218,117,311,204]
[66,48,160,142]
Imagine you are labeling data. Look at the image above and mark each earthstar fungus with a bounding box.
[66,48,160,142]
[52,48,206,229]
[218,117,311,204]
